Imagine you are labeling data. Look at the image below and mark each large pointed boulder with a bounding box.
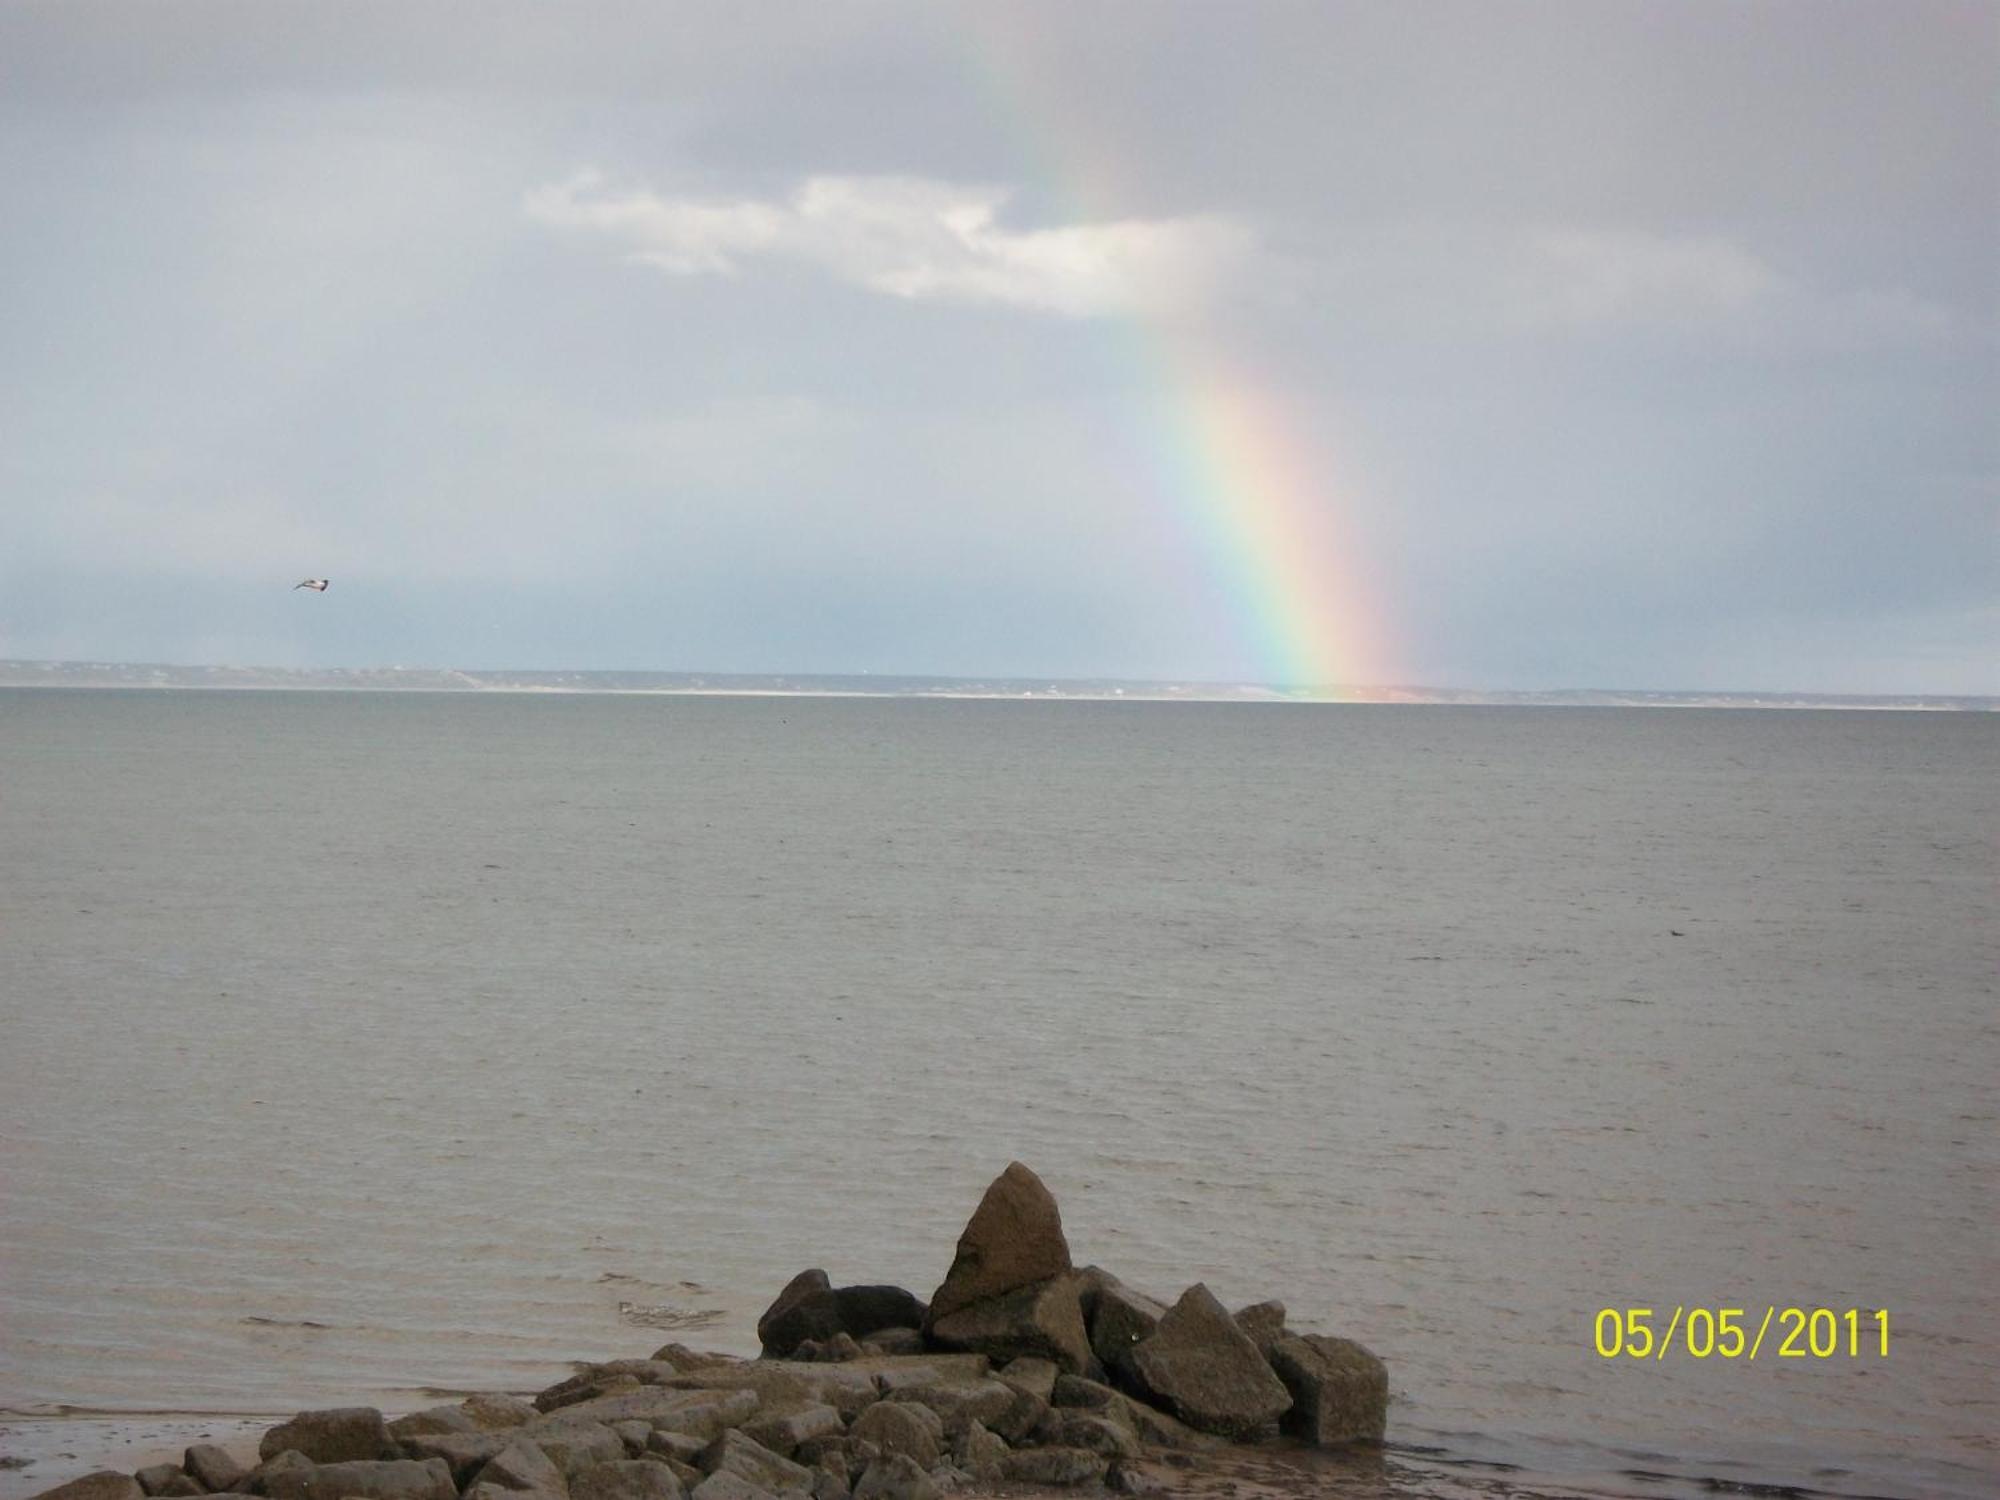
[1124,1284,1292,1439]
[925,1164,1072,1325]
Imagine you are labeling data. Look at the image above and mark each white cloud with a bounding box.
[526,171,1253,317]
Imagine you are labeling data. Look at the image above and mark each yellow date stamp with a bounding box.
[1593,1307,1889,1360]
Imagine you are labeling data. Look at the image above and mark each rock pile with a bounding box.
[31,1164,1386,1500]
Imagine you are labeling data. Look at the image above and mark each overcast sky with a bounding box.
[1,1,1992,693]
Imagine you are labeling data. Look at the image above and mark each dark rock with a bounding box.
[569,1461,687,1500]
[662,1462,704,1493]
[1126,1285,1291,1439]
[926,1276,1091,1374]
[397,1433,513,1488]
[258,1409,392,1465]
[26,1474,145,1500]
[999,1448,1106,1487]
[697,1433,812,1497]
[184,1448,250,1494]
[472,1439,566,1495]
[1116,1397,1224,1452]
[1084,1278,1165,1373]
[134,1467,200,1498]
[1266,1335,1388,1446]
[1104,1458,1153,1494]
[925,1164,1072,1326]
[740,1407,843,1460]
[843,1408,938,1471]
[810,1471,847,1500]
[390,1407,480,1441]
[763,1280,928,1360]
[257,1458,456,1500]
[1049,1374,1120,1412]
[542,1376,644,1414]
[758,1271,838,1356]
[462,1395,540,1431]
[850,1457,936,1500]
[1232,1302,1287,1359]
[830,1288,925,1341]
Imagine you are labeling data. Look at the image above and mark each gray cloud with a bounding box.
[0,1,1992,692]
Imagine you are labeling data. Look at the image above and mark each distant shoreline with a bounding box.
[0,662,1991,712]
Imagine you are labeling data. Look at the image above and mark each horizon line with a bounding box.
[0,659,1993,710]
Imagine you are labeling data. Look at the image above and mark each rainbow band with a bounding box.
[966,18,1395,696]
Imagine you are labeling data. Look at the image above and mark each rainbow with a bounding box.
[964,19,1398,697]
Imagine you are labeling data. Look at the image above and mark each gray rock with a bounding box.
[569,1461,687,1500]
[463,1395,541,1431]
[398,1432,514,1487]
[257,1458,456,1500]
[648,1352,744,1376]
[855,1330,923,1358]
[697,1433,812,1497]
[258,1409,392,1465]
[242,1451,313,1496]
[1232,1302,1287,1359]
[740,1407,843,1460]
[1266,1334,1388,1446]
[1049,1374,1121,1412]
[557,1390,756,1437]
[134,1467,200,1498]
[541,1376,644,1414]
[1104,1458,1153,1494]
[662,1463,704,1493]
[850,1457,936,1500]
[1084,1279,1165,1373]
[530,1423,628,1477]
[925,1276,1091,1375]
[843,1408,938,1471]
[994,1358,1057,1404]
[1115,1397,1224,1452]
[649,1392,763,1445]
[391,1407,480,1441]
[472,1438,567,1495]
[948,1423,1006,1485]
[184,1447,251,1494]
[925,1164,1072,1326]
[883,1381,1022,1440]
[26,1474,145,1500]
[688,1477,774,1500]
[643,1433,705,1467]
[1055,1414,1139,1460]
[999,1448,1107,1487]
[1125,1285,1292,1439]
[810,1472,847,1500]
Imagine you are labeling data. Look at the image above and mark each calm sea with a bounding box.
[0,690,1992,1498]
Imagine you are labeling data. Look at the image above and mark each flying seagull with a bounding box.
[293,578,329,591]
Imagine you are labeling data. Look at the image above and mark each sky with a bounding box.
[0,1,1993,694]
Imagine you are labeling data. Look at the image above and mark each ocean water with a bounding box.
[0,689,1992,1498]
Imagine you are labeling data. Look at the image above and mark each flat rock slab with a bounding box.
[1126,1285,1292,1440]
[472,1439,566,1495]
[698,1433,811,1498]
[926,1164,1072,1324]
